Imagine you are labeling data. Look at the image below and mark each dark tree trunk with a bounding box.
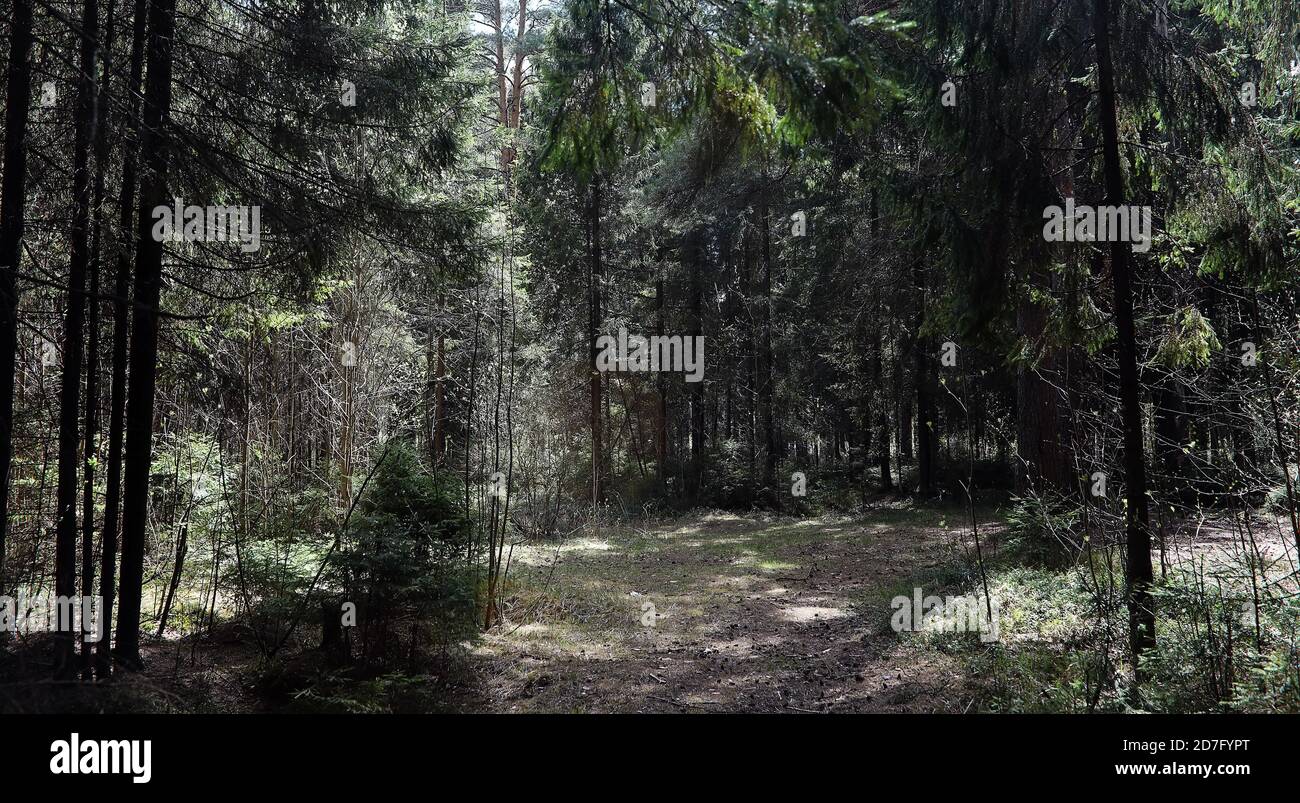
[685,226,705,498]
[433,332,446,464]
[83,0,118,680]
[1016,277,1072,495]
[587,176,603,503]
[655,268,667,486]
[0,0,36,598]
[874,325,892,491]
[1094,0,1156,672]
[759,187,777,501]
[913,265,936,496]
[80,0,117,679]
[1152,377,1188,498]
[97,0,149,680]
[116,0,177,670]
[54,0,102,679]
[898,384,913,461]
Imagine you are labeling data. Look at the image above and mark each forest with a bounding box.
[0,0,1297,718]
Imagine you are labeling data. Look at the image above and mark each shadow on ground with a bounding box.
[464,506,1000,712]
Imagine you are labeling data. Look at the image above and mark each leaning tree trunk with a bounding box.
[1094,0,1156,675]
[116,0,177,670]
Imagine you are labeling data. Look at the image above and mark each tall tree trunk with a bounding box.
[874,324,892,491]
[54,0,101,679]
[97,0,149,679]
[0,0,37,599]
[83,0,118,680]
[433,331,446,464]
[508,0,528,131]
[587,176,603,503]
[898,382,913,461]
[867,192,891,493]
[1152,377,1188,498]
[913,264,935,496]
[1016,272,1072,495]
[685,226,705,498]
[1094,0,1156,673]
[1021,98,1079,498]
[759,184,777,501]
[116,0,177,670]
[655,267,667,485]
[81,0,111,680]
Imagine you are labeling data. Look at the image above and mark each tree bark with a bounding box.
[685,226,705,498]
[760,187,777,501]
[54,0,102,679]
[97,0,149,679]
[82,0,118,679]
[1094,0,1156,672]
[116,0,177,670]
[0,0,37,599]
[874,324,892,491]
[655,267,667,485]
[913,264,936,496]
[587,176,603,503]
[1016,274,1072,494]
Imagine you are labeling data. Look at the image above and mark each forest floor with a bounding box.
[5,505,983,714]
[461,505,998,713]
[458,503,1295,714]
[5,502,1290,714]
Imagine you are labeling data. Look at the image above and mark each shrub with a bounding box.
[333,442,477,667]
[1004,490,1084,566]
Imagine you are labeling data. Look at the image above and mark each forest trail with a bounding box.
[468,508,991,713]
[99,505,1289,714]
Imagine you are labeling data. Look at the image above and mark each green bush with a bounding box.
[1143,565,1300,713]
[333,442,477,666]
[1004,490,1084,566]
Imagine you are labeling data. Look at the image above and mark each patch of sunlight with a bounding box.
[506,537,614,566]
[757,559,798,571]
[683,536,750,548]
[507,622,553,638]
[506,621,621,656]
[559,537,614,553]
[507,549,558,567]
[780,605,849,623]
[700,511,747,523]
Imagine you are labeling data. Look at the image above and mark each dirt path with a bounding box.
[466,508,992,713]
